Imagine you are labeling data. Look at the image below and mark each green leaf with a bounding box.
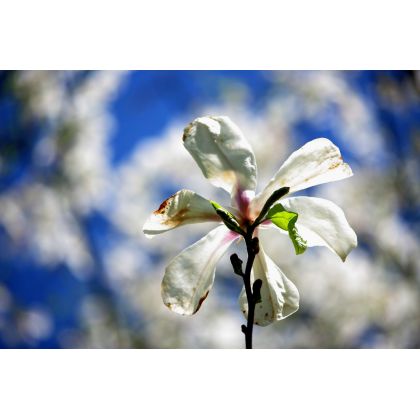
[266,204,307,255]
[288,225,308,255]
[266,203,296,230]
[210,201,244,235]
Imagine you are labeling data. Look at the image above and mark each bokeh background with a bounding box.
[0,70,419,348]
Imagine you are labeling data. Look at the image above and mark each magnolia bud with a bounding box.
[251,237,260,254]
[253,186,290,226]
[253,279,262,304]
[211,200,245,235]
[230,253,243,276]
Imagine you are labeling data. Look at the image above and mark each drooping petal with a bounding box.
[143,189,219,237]
[183,116,257,203]
[239,243,299,326]
[280,196,357,261]
[251,138,352,215]
[162,225,239,315]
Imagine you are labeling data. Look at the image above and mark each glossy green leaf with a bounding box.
[266,204,307,255]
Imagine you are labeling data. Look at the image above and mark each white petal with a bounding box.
[251,138,352,215]
[162,225,239,315]
[281,196,357,261]
[239,244,299,326]
[183,116,257,202]
[143,189,219,237]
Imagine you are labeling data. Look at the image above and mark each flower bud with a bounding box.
[230,253,243,276]
[252,279,262,304]
[253,186,290,226]
[251,237,260,254]
[211,200,245,235]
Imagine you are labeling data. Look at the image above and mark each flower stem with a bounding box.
[242,232,258,349]
[230,222,263,348]
[229,221,261,349]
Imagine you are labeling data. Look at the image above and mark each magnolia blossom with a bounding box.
[143,116,357,326]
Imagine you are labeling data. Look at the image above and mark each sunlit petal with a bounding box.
[251,138,352,214]
[162,225,239,315]
[143,189,219,237]
[239,244,299,326]
[183,116,257,203]
[280,196,357,261]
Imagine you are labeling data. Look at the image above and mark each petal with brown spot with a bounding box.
[143,189,219,237]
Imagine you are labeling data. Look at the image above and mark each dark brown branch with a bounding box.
[231,227,260,349]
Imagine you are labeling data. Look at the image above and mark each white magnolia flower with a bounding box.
[143,116,357,326]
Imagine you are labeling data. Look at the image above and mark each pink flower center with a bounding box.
[236,189,255,226]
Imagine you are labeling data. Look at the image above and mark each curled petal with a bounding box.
[239,244,299,326]
[143,189,219,237]
[183,116,257,202]
[162,225,239,315]
[280,196,357,261]
[251,138,352,215]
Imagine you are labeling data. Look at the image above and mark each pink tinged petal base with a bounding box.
[162,225,240,316]
[234,188,255,223]
[143,189,219,238]
[251,138,353,215]
[239,244,299,326]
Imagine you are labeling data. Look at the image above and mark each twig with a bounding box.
[231,226,260,349]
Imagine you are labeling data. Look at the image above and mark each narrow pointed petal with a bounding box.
[183,116,257,201]
[162,225,239,315]
[239,244,299,326]
[251,138,352,214]
[280,196,357,261]
[143,189,219,237]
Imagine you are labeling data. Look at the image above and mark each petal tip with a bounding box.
[163,300,191,316]
[161,282,194,316]
[182,121,195,142]
[339,234,358,262]
[342,162,354,177]
[142,231,155,239]
[142,218,157,238]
